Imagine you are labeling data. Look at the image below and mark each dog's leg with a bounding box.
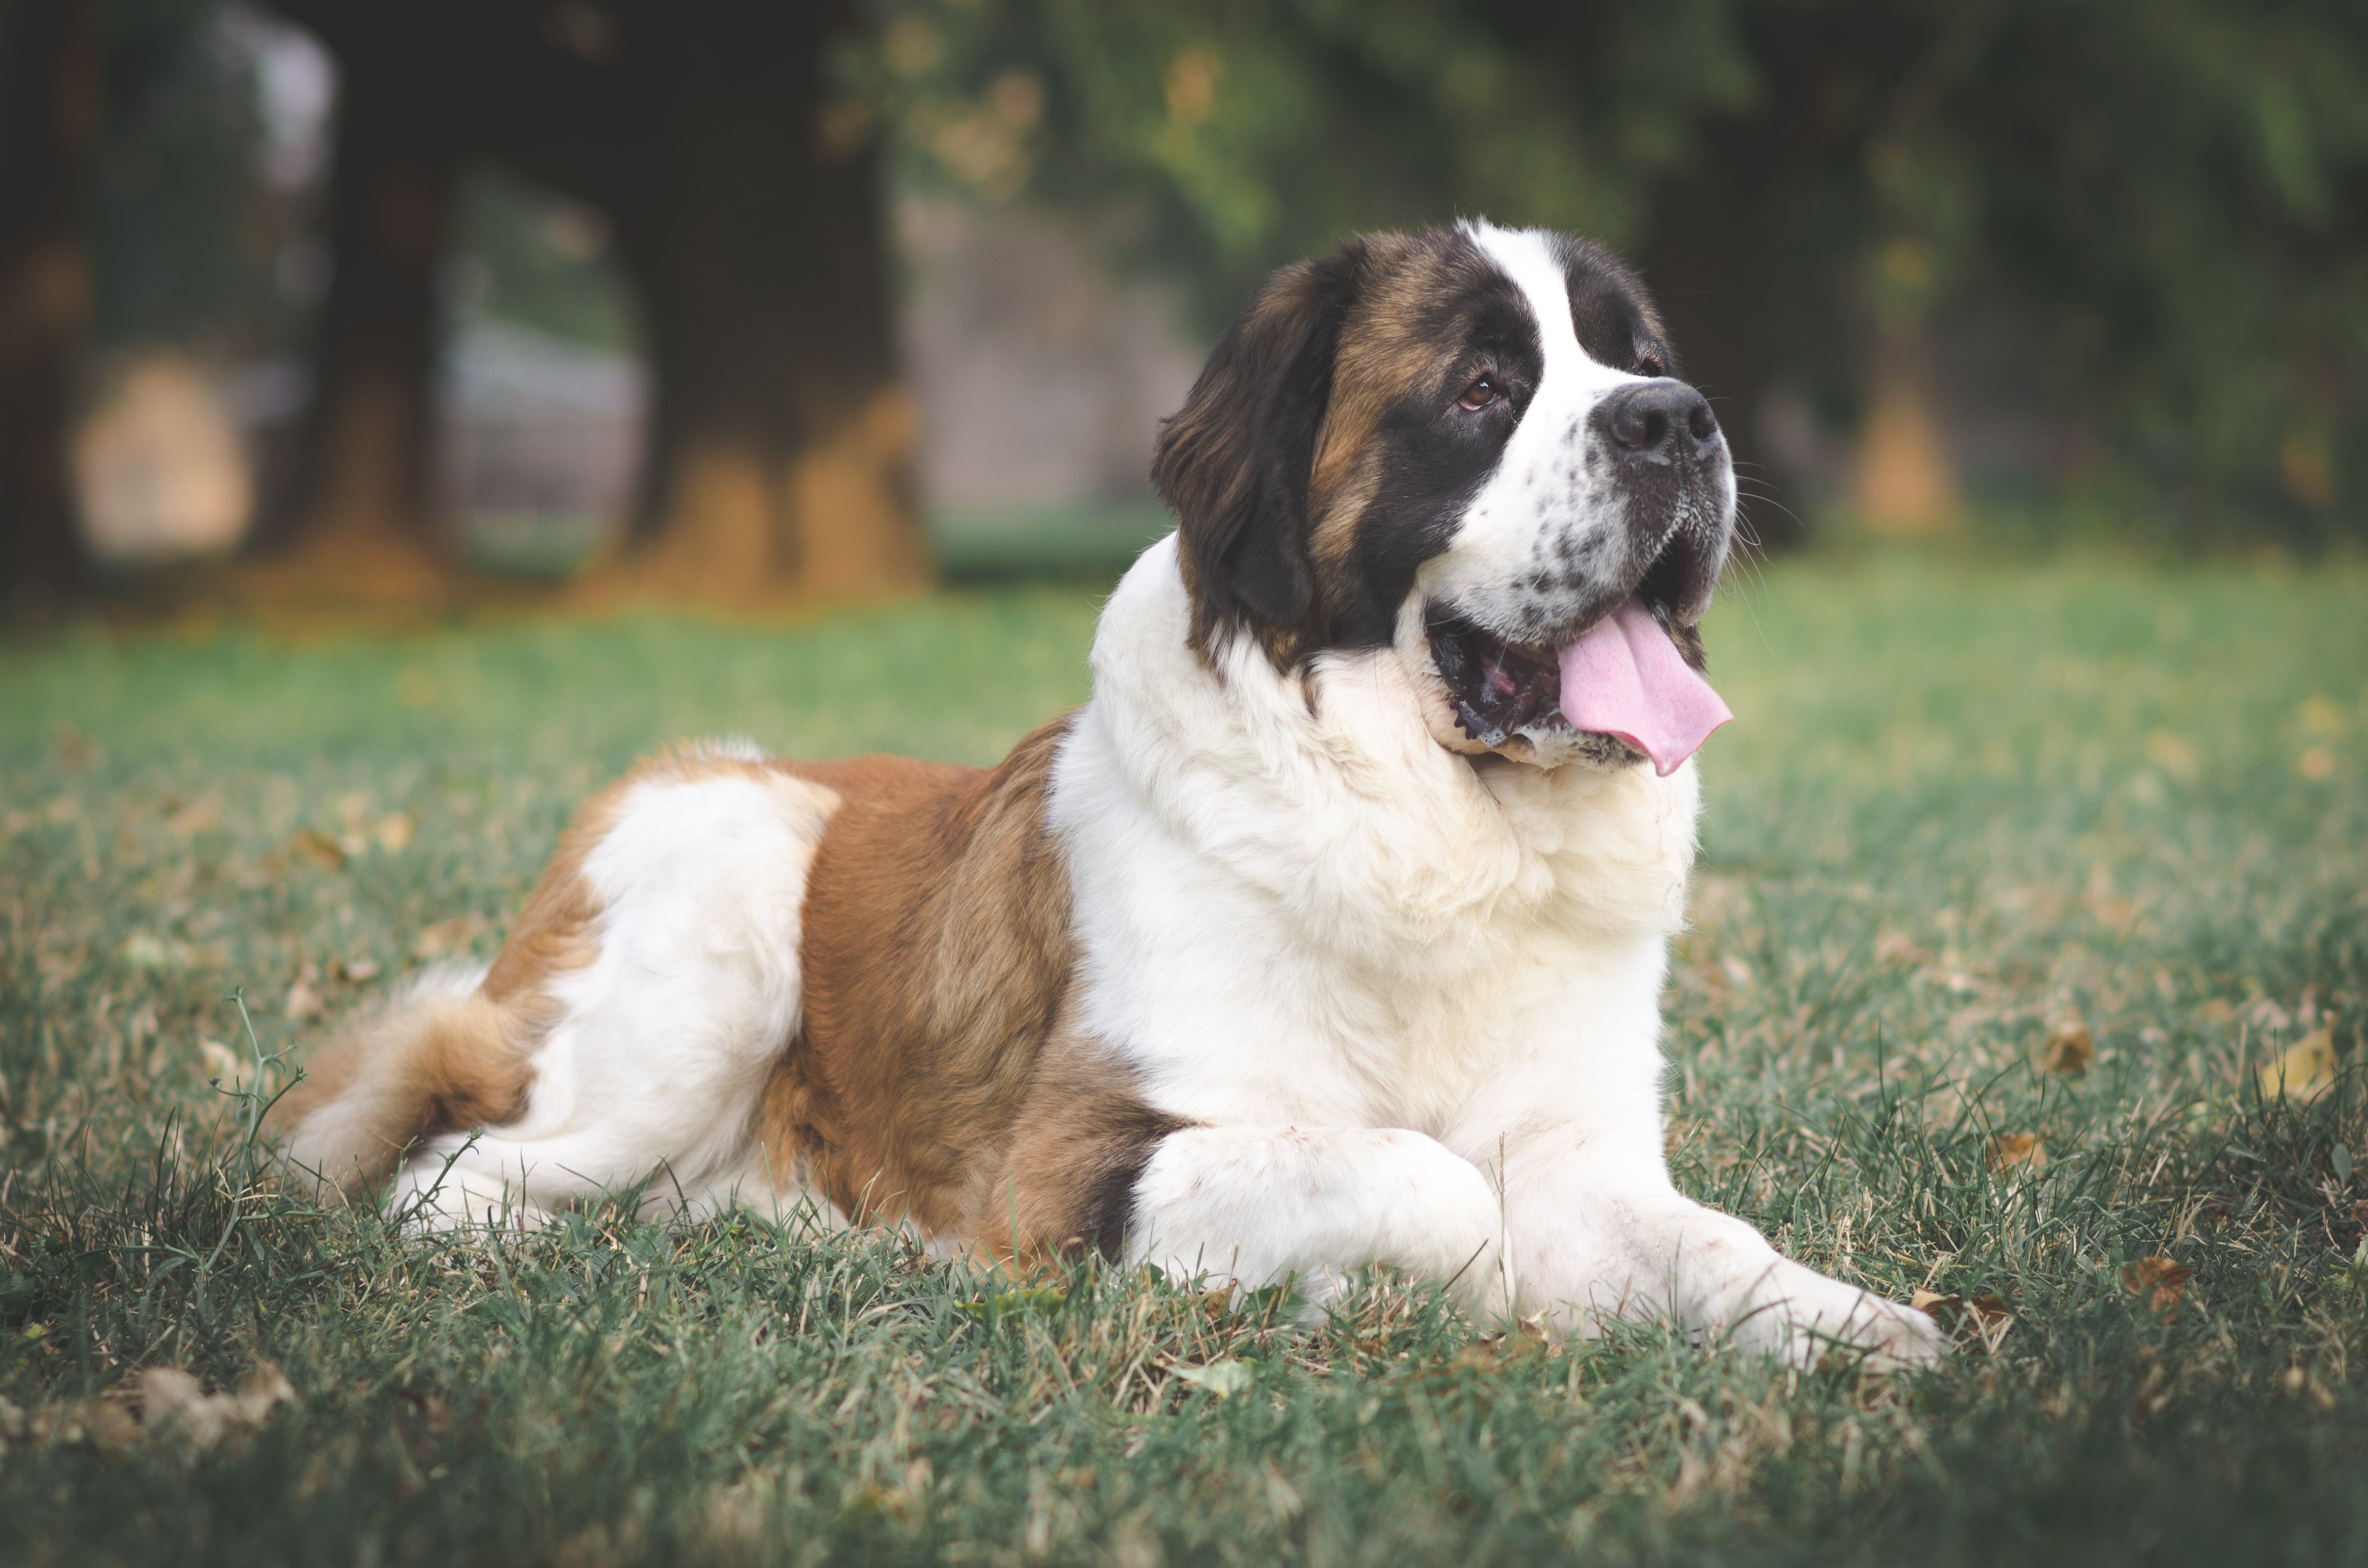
[1126,1126,1512,1322]
[1496,1137,1944,1366]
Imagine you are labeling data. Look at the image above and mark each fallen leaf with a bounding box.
[1987,1133,2046,1172]
[2121,1255,2194,1316]
[2197,998,2236,1026]
[165,795,221,835]
[413,912,490,959]
[136,1363,294,1448]
[1168,1359,1256,1398]
[137,1369,225,1443]
[2259,1029,2338,1102]
[1907,1288,2009,1349]
[289,828,346,871]
[2038,1020,2094,1076]
[233,1362,296,1423]
[376,812,415,852]
[7,1393,142,1448]
[2,1362,290,1451]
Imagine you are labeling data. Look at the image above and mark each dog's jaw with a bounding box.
[1393,591,1642,771]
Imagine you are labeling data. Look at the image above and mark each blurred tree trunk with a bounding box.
[0,0,100,608]
[267,0,928,607]
[1854,328,1959,533]
[1637,15,1862,557]
[249,59,455,598]
[1642,117,1801,552]
[592,5,925,604]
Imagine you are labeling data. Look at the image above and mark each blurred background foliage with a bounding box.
[3,0,2366,611]
[856,0,2368,548]
[850,0,1753,318]
[85,0,280,355]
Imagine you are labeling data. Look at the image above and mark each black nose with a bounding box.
[1600,380,1721,465]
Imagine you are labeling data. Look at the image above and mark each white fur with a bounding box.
[1056,539,1938,1364]
[1423,223,1644,634]
[1133,1125,1511,1321]
[391,766,847,1231]
[332,225,1934,1366]
[1426,222,1738,645]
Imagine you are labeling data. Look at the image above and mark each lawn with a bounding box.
[2,549,2365,1566]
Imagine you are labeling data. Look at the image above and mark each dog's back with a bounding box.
[271,717,1172,1261]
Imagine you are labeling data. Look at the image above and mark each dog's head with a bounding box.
[1152,222,1734,771]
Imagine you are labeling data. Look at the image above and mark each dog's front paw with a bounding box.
[1729,1265,1947,1370]
[1812,1292,1947,1371]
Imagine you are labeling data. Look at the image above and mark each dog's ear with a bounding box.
[1152,243,1361,662]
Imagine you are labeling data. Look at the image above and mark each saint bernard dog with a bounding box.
[273,221,1944,1368]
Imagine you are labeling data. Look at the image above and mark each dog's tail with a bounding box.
[264,962,531,1201]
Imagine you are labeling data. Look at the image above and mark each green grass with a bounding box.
[2,551,2365,1566]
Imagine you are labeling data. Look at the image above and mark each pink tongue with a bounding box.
[1556,601,1733,777]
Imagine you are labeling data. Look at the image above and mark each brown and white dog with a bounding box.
[274,222,1943,1367]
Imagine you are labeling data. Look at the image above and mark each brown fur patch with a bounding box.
[276,725,1186,1261]
[265,983,526,1199]
[766,716,1092,1239]
[1306,232,1477,561]
[1154,251,1362,669]
[992,1011,1191,1265]
[1156,228,1512,668]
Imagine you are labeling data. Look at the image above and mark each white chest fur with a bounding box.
[1049,536,1699,1156]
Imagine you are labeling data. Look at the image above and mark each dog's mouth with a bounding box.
[1424,576,1732,777]
[1426,612,1568,748]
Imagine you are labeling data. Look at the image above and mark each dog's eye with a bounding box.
[1634,353,1666,379]
[1456,374,1503,412]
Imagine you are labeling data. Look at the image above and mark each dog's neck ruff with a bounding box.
[1059,536,1700,949]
